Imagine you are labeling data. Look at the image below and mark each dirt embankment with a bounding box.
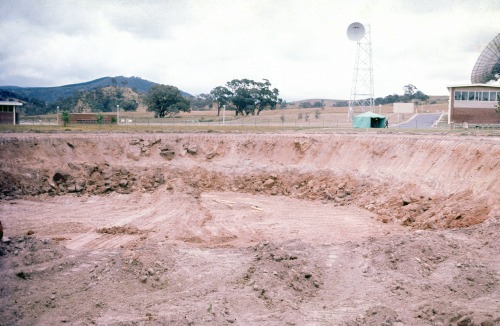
[0,133,498,229]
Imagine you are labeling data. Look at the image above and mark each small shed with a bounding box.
[0,101,23,125]
[353,111,387,128]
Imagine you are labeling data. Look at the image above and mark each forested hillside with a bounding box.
[0,76,191,116]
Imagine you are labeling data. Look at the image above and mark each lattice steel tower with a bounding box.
[347,22,374,119]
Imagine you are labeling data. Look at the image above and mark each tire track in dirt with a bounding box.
[199,192,399,246]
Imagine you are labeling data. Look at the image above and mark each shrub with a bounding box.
[95,113,104,124]
[61,111,71,127]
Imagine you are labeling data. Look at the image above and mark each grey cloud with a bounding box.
[106,1,190,39]
[1,0,499,98]
[388,0,497,14]
[0,0,97,36]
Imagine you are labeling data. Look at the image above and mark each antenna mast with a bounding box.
[347,23,374,120]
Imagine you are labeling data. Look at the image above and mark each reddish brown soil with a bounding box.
[0,132,498,325]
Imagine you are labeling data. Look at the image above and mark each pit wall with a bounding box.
[0,133,498,229]
[0,133,497,194]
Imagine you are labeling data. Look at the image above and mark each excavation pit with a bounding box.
[0,132,498,325]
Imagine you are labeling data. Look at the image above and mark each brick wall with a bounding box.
[0,112,18,124]
[451,108,500,124]
[59,113,117,125]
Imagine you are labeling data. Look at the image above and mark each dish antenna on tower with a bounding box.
[471,33,500,84]
[347,22,365,42]
[346,22,374,120]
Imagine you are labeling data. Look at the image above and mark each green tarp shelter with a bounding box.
[353,111,387,128]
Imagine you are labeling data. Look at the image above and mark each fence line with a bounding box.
[19,116,349,128]
[18,115,500,130]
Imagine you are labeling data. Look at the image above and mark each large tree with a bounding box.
[253,79,281,115]
[144,84,190,118]
[224,78,281,116]
[209,79,282,116]
[403,84,417,97]
[226,79,255,116]
[209,86,232,116]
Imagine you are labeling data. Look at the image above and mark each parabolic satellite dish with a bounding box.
[471,33,500,84]
[347,22,365,42]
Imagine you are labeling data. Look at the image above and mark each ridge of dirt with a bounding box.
[0,133,498,229]
[0,132,499,325]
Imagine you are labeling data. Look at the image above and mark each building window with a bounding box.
[454,91,500,102]
[1,105,14,112]
[454,89,500,102]
[491,92,499,102]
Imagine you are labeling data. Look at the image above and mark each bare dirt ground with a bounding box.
[0,132,499,325]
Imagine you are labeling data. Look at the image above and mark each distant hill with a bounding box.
[0,76,191,104]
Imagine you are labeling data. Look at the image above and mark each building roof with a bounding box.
[471,33,500,84]
[446,83,500,90]
[355,111,386,118]
[0,101,23,106]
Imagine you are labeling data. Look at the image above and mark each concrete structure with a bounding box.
[393,103,414,114]
[0,101,22,125]
[447,84,500,125]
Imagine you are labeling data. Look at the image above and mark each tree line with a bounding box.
[2,79,431,117]
[144,78,283,118]
[374,84,429,105]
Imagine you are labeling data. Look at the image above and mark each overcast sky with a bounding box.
[0,0,499,101]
